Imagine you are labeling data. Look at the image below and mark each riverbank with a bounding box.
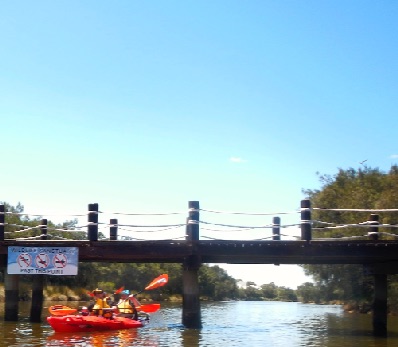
[1,285,396,316]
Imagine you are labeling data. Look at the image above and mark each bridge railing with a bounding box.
[312,206,398,241]
[2,200,398,242]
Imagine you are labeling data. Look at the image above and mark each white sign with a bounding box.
[7,247,78,275]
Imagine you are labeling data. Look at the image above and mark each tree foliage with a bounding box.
[301,165,398,307]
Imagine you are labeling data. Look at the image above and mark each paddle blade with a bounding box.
[144,274,168,291]
[114,286,125,294]
[139,303,161,313]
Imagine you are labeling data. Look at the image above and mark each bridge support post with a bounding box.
[182,256,202,329]
[30,276,45,322]
[373,274,388,337]
[4,272,19,321]
[30,219,47,322]
[182,201,202,329]
[367,214,387,337]
[1,204,19,322]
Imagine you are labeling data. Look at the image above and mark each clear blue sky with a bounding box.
[1,1,397,288]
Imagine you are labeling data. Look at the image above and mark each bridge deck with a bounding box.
[2,239,398,266]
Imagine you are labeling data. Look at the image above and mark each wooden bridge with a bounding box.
[1,200,398,337]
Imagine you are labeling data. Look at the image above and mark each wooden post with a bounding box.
[368,214,380,241]
[373,274,388,337]
[30,219,47,322]
[301,199,312,241]
[272,216,280,240]
[182,201,202,329]
[88,203,99,241]
[2,204,19,321]
[40,218,48,240]
[182,257,202,329]
[186,201,199,242]
[273,216,281,266]
[0,204,4,241]
[367,214,387,336]
[110,218,118,240]
[4,272,19,321]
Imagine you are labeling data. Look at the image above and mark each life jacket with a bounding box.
[93,297,110,316]
[117,299,134,314]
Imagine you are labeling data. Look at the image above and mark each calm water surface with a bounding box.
[2,301,398,346]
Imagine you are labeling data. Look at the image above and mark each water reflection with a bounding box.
[46,329,141,347]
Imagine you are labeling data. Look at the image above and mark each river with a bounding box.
[2,301,398,346]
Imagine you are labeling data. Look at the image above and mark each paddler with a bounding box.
[116,290,138,320]
[90,288,110,316]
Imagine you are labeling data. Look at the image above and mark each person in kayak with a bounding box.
[89,288,110,316]
[116,290,138,320]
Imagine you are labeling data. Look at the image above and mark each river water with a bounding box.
[2,301,398,346]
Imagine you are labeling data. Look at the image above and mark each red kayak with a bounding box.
[47,315,143,333]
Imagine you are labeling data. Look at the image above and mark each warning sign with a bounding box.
[7,247,78,275]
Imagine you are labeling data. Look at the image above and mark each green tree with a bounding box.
[297,282,321,303]
[276,286,297,301]
[242,282,262,301]
[301,166,398,305]
[199,265,239,300]
[260,282,278,300]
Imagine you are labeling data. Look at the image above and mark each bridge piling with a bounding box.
[373,274,388,337]
[2,204,19,321]
[367,214,387,337]
[182,201,202,329]
[4,272,19,321]
[30,219,48,322]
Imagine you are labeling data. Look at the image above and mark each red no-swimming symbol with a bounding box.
[17,253,32,268]
[35,253,49,268]
[53,253,67,268]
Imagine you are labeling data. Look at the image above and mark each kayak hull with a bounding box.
[47,315,143,333]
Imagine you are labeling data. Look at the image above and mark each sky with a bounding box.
[1,1,397,289]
